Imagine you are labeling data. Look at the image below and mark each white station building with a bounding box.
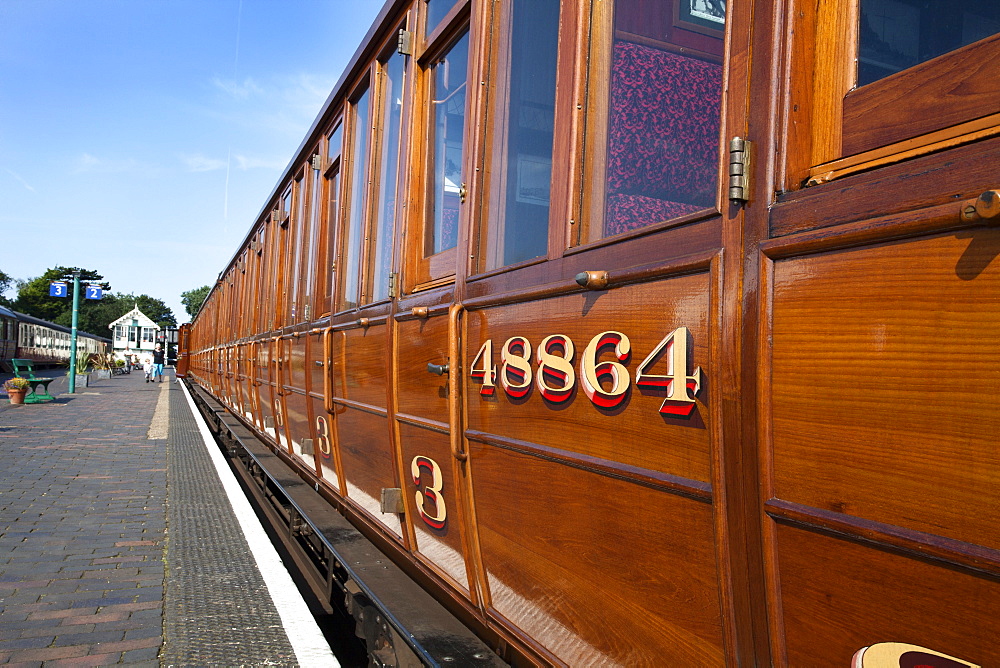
[108,305,160,361]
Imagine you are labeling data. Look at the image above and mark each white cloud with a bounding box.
[4,168,35,192]
[72,153,141,173]
[212,76,263,99]
[233,154,286,170]
[181,154,227,172]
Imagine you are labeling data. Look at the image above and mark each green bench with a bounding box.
[9,359,55,403]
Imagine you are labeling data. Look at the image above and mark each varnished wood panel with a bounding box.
[465,274,713,483]
[307,330,325,400]
[771,136,1000,238]
[774,524,1000,667]
[472,444,724,665]
[397,422,470,591]
[311,395,340,491]
[769,230,1000,550]
[288,335,308,392]
[331,325,389,408]
[395,315,450,424]
[337,406,402,538]
[283,389,314,467]
[843,34,1000,157]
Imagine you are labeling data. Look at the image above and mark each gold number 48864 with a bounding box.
[470,327,702,416]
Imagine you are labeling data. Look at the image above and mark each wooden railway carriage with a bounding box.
[182,0,1000,664]
[0,306,17,363]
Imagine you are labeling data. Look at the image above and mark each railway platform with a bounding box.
[0,369,350,667]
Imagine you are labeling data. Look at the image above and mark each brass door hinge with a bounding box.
[728,137,753,204]
[388,272,399,298]
[397,29,413,55]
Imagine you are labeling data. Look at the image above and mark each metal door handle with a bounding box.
[427,363,449,376]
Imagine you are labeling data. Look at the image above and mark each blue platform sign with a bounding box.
[49,282,68,297]
[85,286,103,300]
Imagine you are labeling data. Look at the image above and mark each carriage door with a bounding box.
[325,39,408,543]
[759,1,1000,665]
[391,4,480,603]
[450,0,768,663]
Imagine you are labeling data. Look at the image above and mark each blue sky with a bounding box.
[0,0,383,324]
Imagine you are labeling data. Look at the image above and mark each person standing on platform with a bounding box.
[144,357,154,382]
[152,344,166,383]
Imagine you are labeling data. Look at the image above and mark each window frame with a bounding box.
[782,0,1000,190]
[326,116,346,317]
[404,0,473,293]
[337,79,374,313]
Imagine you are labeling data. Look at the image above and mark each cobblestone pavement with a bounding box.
[0,371,167,666]
[0,370,301,666]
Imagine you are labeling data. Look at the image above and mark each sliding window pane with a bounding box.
[340,88,371,311]
[427,32,469,258]
[426,0,461,36]
[371,52,406,301]
[484,0,559,270]
[858,0,1000,86]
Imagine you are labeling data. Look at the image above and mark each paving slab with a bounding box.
[0,369,305,666]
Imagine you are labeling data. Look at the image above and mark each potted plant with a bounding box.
[92,354,113,380]
[71,352,91,388]
[4,377,31,405]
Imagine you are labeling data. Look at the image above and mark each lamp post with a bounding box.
[52,271,105,394]
[68,271,81,393]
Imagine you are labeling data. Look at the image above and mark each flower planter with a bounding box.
[74,374,89,388]
[94,369,111,380]
[8,389,26,405]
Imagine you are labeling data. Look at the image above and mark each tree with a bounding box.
[115,293,177,329]
[10,266,176,338]
[180,285,211,317]
[12,267,105,323]
[0,269,13,307]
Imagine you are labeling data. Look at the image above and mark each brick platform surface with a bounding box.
[0,369,300,666]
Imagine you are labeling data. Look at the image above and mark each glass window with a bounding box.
[288,176,305,322]
[426,0,462,36]
[321,122,343,313]
[371,51,407,301]
[303,161,322,320]
[858,0,1000,87]
[482,0,560,270]
[582,0,726,243]
[427,32,469,259]
[340,86,371,311]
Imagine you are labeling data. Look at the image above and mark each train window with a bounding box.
[302,157,322,321]
[410,30,470,290]
[320,121,343,316]
[858,0,999,87]
[273,187,293,326]
[339,84,371,312]
[288,174,306,323]
[478,0,560,271]
[261,216,276,330]
[579,0,725,244]
[425,0,463,38]
[787,0,999,187]
[370,46,407,302]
